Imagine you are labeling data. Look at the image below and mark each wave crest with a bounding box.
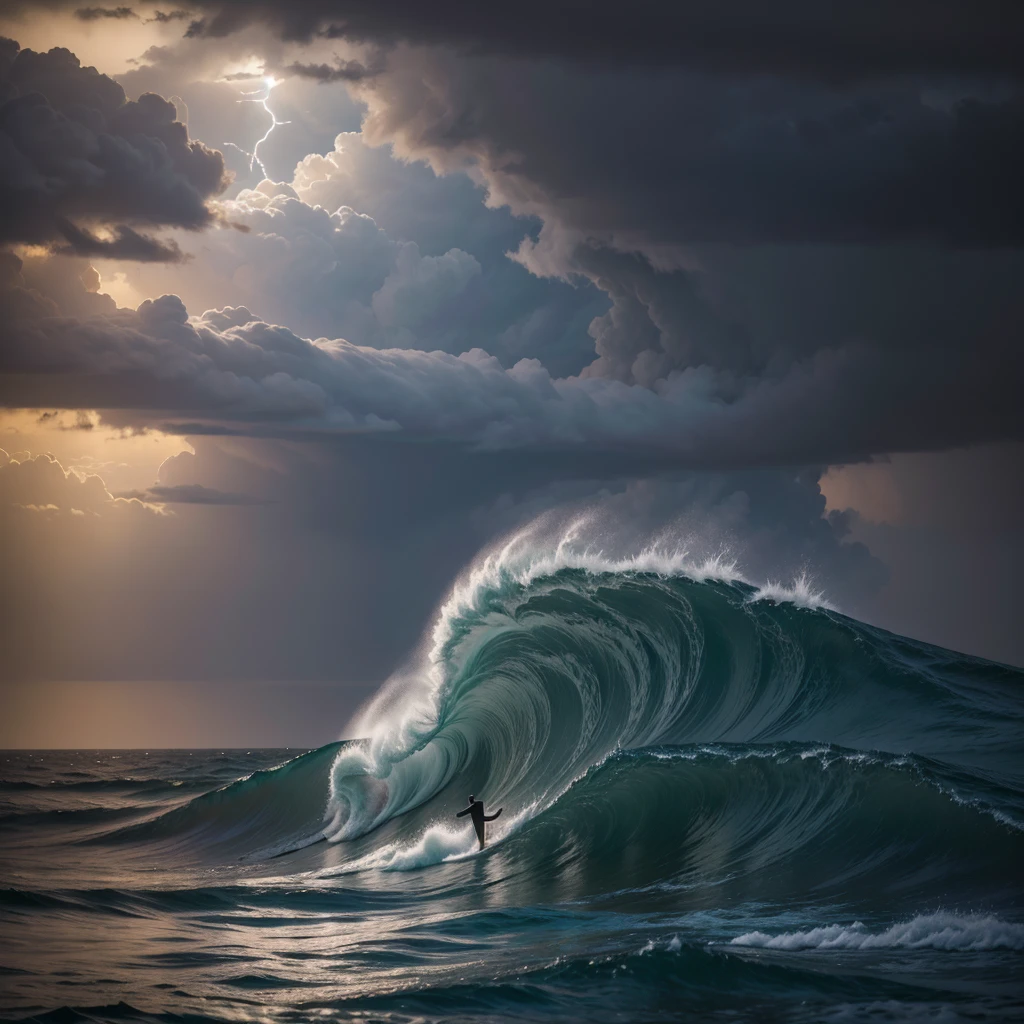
[731,912,1024,952]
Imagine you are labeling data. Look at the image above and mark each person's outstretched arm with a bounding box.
[456,806,472,817]
[484,808,502,821]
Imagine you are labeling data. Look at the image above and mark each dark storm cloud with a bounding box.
[336,47,1024,397]
[0,39,229,257]
[0,7,1019,681]
[146,9,192,23]
[1,267,1019,467]
[73,6,136,20]
[1,34,1019,467]
[54,220,189,261]
[569,242,1024,388]
[282,58,380,83]
[155,0,1024,80]
[360,52,1024,250]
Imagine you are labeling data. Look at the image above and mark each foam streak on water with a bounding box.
[731,912,1024,951]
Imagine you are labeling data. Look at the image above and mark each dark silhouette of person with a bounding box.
[456,794,502,849]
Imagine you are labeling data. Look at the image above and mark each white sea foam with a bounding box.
[749,572,834,611]
[356,517,743,734]
[328,801,539,874]
[435,515,747,652]
[356,824,477,871]
[730,912,1024,952]
[638,933,683,955]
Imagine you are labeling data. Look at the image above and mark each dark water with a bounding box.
[2,549,1023,1022]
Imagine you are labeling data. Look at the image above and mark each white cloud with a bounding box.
[95,180,485,351]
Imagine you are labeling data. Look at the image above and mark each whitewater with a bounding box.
[2,522,1023,1022]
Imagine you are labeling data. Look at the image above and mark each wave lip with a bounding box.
[730,912,1024,952]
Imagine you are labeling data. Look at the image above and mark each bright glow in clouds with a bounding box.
[0,409,192,495]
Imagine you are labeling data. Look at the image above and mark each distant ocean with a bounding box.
[2,548,1023,1022]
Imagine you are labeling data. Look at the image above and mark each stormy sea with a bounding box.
[2,537,1023,1022]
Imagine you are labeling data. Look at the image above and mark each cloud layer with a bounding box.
[139,0,1024,80]
[3,264,1020,467]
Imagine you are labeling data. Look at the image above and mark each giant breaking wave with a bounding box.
[305,523,1024,879]
[90,523,1024,909]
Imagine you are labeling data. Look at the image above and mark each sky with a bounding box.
[0,0,1021,748]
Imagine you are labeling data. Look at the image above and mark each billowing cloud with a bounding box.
[2,34,1021,472]
[355,49,1024,252]
[0,38,229,259]
[371,243,480,330]
[318,45,1024,397]
[289,131,503,252]
[96,179,520,357]
[2,267,1020,466]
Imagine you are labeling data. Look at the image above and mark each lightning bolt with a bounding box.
[236,76,290,179]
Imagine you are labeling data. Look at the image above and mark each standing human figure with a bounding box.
[456,794,502,849]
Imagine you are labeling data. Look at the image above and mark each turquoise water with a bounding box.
[2,551,1023,1021]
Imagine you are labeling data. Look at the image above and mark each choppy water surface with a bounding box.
[2,538,1023,1022]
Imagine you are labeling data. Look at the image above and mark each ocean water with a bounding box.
[2,540,1023,1022]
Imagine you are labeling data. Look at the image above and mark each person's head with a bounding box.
[468,794,475,803]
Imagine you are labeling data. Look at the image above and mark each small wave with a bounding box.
[730,912,1024,952]
[86,742,345,859]
[639,934,683,954]
[0,778,191,793]
[0,805,153,828]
